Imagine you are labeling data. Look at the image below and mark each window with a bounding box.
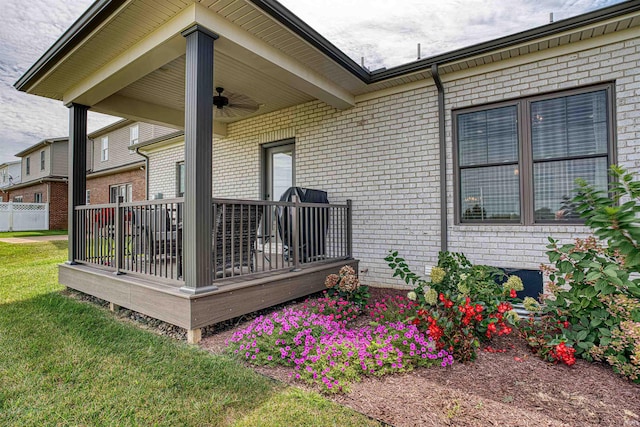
[109,183,132,203]
[26,157,30,175]
[129,125,139,153]
[34,192,42,203]
[13,196,23,202]
[176,162,185,197]
[40,150,45,171]
[101,136,109,161]
[454,84,612,224]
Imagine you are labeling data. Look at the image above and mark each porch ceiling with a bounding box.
[115,53,315,123]
[19,0,364,130]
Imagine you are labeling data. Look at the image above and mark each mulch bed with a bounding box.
[199,287,640,427]
[68,287,640,426]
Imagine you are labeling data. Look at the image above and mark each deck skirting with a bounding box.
[59,259,358,330]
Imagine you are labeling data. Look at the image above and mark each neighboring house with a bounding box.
[15,0,640,341]
[5,138,69,229]
[85,119,177,204]
[0,160,21,202]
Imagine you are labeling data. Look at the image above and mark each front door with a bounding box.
[263,141,295,201]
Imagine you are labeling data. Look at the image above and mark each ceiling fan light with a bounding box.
[213,95,228,109]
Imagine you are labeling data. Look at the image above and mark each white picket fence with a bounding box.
[0,202,49,232]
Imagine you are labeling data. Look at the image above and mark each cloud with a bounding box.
[279,0,625,69]
[0,0,120,164]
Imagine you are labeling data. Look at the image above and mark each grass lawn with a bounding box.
[0,229,68,238]
[0,239,379,426]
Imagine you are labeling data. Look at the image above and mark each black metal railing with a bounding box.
[74,198,183,281]
[73,197,352,284]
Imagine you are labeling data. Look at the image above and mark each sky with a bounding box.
[0,0,625,164]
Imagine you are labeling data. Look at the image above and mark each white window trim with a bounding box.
[129,125,139,153]
[101,136,109,162]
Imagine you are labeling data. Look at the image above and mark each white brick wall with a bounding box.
[147,32,640,289]
[445,36,640,272]
[211,87,441,288]
[148,145,183,199]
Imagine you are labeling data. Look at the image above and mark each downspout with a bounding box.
[135,147,149,200]
[431,64,448,252]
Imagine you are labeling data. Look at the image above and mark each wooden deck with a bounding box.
[59,259,358,332]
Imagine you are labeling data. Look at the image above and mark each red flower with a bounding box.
[509,289,517,298]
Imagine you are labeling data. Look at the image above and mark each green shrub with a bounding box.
[532,166,640,380]
[324,265,370,308]
[385,250,520,362]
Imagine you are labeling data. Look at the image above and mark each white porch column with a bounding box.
[180,25,217,294]
[67,103,89,263]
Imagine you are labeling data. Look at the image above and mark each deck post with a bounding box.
[180,25,218,295]
[346,199,353,258]
[187,328,202,344]
[291,195,301,271]
[67,103,89,263]
[113,196,124,274]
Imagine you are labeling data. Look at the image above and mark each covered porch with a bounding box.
[15,1,366,341]
[61,192,354,343]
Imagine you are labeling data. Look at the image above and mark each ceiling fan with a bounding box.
[212,87,259,118]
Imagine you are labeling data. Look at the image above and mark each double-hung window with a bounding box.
[454,84,613,224]
[101,136,109,162]
[129,125,139,153]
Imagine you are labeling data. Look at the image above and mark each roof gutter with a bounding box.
[431,64,447,253]
[370,0,640,83]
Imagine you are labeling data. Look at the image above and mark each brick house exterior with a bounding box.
[4,138,69,230]
[86,167,146,204]
[86,119,176,204]
[13,0,640,333]
[141,19,640,291]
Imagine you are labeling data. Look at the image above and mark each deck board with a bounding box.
[59,259,358,330]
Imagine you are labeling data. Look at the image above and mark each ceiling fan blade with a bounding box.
[227,103,259,112]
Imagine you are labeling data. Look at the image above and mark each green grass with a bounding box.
[0,240,380,426]
[0,229,67,238]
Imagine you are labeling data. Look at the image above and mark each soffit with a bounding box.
[117,53,315,122]
[26,0,367,103]
[439,15,640,76]
[29,0,192,100]
[199,0,367,93]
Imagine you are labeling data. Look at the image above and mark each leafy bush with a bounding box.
[385,250,520,362]
[226,308,452,393]
[324,265,370,308]
[530,166,640,379]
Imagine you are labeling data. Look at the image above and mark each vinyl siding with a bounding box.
[21,146,52,182]
[91,122,176,172]
[51,140,68,176]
